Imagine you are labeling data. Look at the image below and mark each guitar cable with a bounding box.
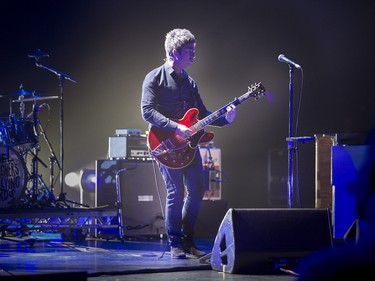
[148,154,170,259]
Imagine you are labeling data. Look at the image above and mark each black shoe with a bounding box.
[184,246,206,258]
[170,246,186,259]
[182,237,206,258]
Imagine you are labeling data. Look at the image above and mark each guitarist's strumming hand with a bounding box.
[176,123,193,140]
[225,104,237,123]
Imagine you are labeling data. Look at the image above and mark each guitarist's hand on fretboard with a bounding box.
[225,104,237,123]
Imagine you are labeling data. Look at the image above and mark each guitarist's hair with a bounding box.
[165,28,195,61]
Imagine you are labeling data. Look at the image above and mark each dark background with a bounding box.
[1,0,374,209]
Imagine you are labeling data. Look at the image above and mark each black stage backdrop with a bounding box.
[0,0,374,209]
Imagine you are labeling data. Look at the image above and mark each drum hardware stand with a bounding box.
[33,105,88,208]
[29,51,77,207]
[18,94,25,118]
[34,104,60,196]
[19,102,54,207]
[28,144,56,206]
[48,155,59,195]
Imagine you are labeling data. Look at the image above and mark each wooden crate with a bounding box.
[314,134,336,208]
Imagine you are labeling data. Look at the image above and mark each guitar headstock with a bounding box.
[248,82,266,100]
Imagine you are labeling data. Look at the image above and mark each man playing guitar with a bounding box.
[141,28,236,259]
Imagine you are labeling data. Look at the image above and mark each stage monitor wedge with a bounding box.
[211,208,333,274]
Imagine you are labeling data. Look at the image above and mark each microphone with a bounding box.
[28,49,50,60]
[278,54,301,69]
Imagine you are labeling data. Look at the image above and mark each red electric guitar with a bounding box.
[147,82,266,169]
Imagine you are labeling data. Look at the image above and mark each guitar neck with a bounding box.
[193,104,230,132]
[192,83,263,132]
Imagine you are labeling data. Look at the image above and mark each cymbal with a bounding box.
[12,95,59,103]
[0,87,46,98]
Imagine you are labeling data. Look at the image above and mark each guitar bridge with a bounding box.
[151,139,175,157]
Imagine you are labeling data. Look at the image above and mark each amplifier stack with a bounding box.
[98,131,224,238]
[108,128,150,160]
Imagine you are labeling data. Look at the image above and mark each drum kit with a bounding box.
[0,50,78,211]
[0,85,59,209]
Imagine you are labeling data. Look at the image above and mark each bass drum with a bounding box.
[0,145,28,209]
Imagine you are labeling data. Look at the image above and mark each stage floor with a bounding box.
[0,234,297,281]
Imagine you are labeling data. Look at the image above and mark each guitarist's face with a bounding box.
[174,43,196,69]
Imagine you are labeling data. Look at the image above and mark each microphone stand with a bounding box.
[32,57,77,206]
[286,65,295,208]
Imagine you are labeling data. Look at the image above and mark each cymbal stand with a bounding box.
[22,144,56,207]
[33,102,58,205]
[37,114,61,196]
[29,144,43,203]
[21,102,49,206]
[18,95,25,118]
[31,54,77,206]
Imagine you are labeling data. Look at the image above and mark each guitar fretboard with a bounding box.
[191,82,265,133]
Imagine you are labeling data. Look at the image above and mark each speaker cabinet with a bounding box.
[95,159,166,237]
[211,208,333,274]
